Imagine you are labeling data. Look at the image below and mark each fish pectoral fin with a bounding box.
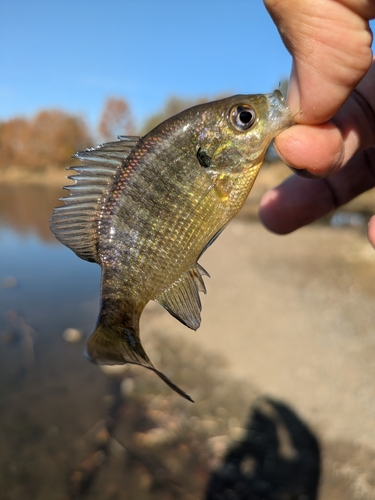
[86,317,193,402]
[154,263,209,331]
[50,136,141,264]
[199,224,228,258]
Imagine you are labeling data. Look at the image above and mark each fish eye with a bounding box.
[230,105,256,131]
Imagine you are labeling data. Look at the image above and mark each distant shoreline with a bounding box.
[0,166,75,186]
[0,163,373,217]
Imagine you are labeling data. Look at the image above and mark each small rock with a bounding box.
[62,328,82,343]
[99,365,128,377]
[121,377,135,397]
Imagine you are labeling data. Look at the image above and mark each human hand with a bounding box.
[261,0,375,245]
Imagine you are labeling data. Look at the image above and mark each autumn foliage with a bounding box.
[0,110,92,170]
[98,97,135,141]
[0,96,216,172]
[0,97,138,172]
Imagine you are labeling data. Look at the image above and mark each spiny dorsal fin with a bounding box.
[49,136,141,263]
[154,263,209,330]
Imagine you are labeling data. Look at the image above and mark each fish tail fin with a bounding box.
[86,317,193,402]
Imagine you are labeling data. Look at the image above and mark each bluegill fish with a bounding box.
[50,91,291,401]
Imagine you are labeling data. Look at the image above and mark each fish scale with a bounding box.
[50,91,291,401]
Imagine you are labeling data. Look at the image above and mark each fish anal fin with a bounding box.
[86,316,193,402]
[155,263,209,331]
[50,136,142,264]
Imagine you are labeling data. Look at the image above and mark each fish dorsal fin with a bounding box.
[50,136,141,263]
[155,263,209,330]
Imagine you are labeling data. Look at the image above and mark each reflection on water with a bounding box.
[0,184,321,499]
[0,180,100,335]
[0,184,66,242]
[0,227,100,334]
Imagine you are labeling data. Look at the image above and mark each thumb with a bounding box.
[265,0,373,124]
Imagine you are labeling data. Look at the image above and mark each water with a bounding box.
[0,184,322,500]
[0,184,100,337]
[0,227,100,330]
[0,185,104,499]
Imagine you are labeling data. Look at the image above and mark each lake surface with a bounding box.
[0,184,101,350]
[1,183,374,500]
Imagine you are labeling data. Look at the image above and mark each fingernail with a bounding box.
[287,63,301,117]
[272,141,290,165]
[288,166,320,179]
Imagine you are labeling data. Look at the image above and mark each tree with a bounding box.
[140,96,213,135]
[0,117,30,167]
[30,110,91,168]
[0,110,92,170]
[98,97,135,141]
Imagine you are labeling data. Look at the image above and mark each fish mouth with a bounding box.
[266,89,293,135]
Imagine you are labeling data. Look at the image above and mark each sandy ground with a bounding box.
[141,217,375,499]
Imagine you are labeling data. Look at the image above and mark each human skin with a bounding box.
[261,0,375,246]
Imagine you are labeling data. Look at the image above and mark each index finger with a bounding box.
[259,147,375,234]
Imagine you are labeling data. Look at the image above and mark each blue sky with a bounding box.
[0,0,292,130]
[2,1,372,133]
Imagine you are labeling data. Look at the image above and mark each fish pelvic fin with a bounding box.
[50,136,141,264]
[86,316,193,402]
[154,226,229,330]
[155,263,209,331]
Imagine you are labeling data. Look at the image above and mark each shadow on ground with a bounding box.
[205,398,320,500]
